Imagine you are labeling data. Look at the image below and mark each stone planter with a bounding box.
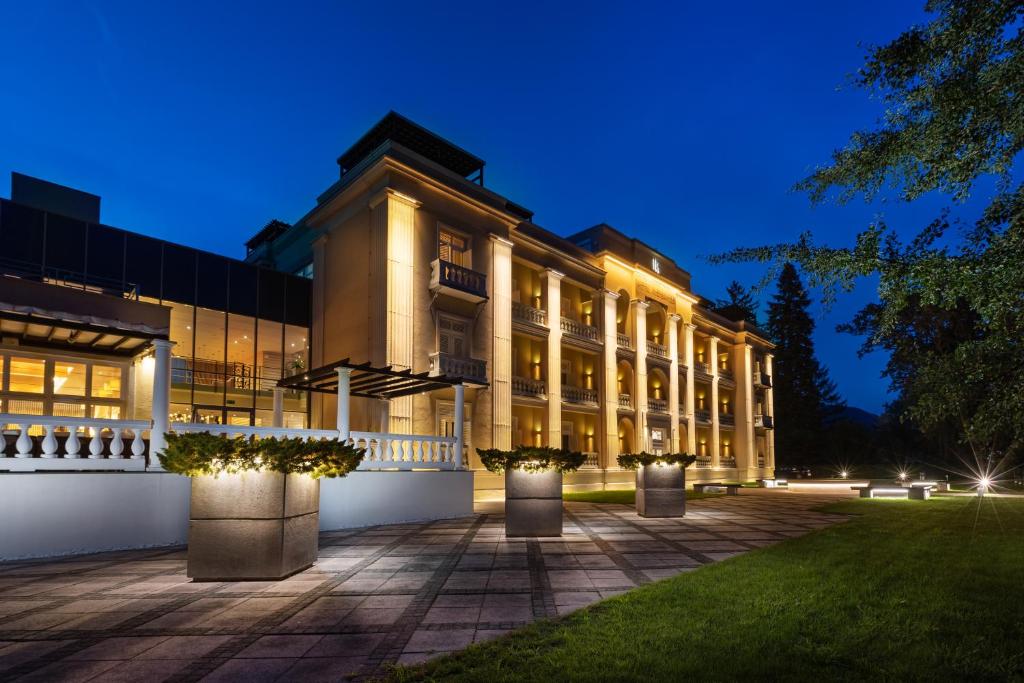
[505,469,562,537]
[636,463,686,518]
[187,472,320,581]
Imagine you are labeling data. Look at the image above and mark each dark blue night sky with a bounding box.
[3,1,965,414]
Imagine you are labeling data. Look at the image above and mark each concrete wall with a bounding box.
[0,472,191,561]
[319,470,474,530]
[1,470,476,561]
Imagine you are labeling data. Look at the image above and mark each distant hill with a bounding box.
[827,406,880,429]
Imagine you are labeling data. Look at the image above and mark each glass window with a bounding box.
[226,313,255,408]
[257,318,283,390]
[53,402,87,418]
[284,324,308,376]
[7,399,44,414]
[53,361,87,396]
[9,357,45,393]
[439,227,470,266]
[92,365,122,399]
[92,405,121,419]
[193,306,227,407]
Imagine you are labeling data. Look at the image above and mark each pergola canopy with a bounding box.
[278,358,477,400]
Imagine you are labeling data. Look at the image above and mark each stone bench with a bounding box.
[852,483,933,500]
[692,483,742,496]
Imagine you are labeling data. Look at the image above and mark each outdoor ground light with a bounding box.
[978,476,991,497]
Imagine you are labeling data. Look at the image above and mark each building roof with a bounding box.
[336,112,485,181]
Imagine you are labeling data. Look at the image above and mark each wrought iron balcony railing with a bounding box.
[512,301,547,326]
[560,316,600,342]
[430,259,487,300]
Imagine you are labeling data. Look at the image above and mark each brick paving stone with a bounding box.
[0,490,850,680]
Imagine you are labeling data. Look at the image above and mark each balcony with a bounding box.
[694,362,712,379]
[512,376,547,399]
[718,367,734,380]
[616,332,633,350]
[428,352,487,384]
[582,452,600,468]
[720,456,737,468]
[430,259,487,303]
[646,340,668,358]
[719,413,735,427]
[561,385,598,406]
[560,316,600,342]
[695,454,712,468]
[648,398,668,413]
[756,414,774,429]
[512,301,547,326]
[754,371,772,388]
[695,409,712,424]
[618,393,633,409]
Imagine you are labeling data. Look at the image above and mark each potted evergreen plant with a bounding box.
[160,432,365,580]
[617,452,697,518]
[477,446,585,537]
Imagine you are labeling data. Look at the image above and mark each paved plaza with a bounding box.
[0,491,850,681]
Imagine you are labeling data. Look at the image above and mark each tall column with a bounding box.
[370,189,420,434]
[683,323,697,454]
[148,339,174,471]
[765,353,775,469]
[709,336,720,468]
[272,388,284,428]
[454,383,465,468]
[336,367,351,440]
[491,236,513,450]
[667,314,681,453]
[602,290,620,466]
[632,300,649,451]
[735,343,755,478]
[543,269,564,448]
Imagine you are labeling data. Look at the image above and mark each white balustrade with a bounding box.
[350,431,460,471]
[0,414,150,472]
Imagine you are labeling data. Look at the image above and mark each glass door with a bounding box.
[192,405,255,426]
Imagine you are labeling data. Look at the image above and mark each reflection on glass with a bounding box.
[53,362,86,396]
[92,405,121,419]
[92,365,122,399]
[193,306,227,407]
[9,357,45,393]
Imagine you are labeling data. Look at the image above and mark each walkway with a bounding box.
[0,491,849,681]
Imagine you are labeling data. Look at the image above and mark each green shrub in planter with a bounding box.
[616,452,697,470]
[161,432,366,580]
[478,446,584,537]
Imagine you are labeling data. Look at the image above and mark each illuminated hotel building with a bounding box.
[0,113,774,494]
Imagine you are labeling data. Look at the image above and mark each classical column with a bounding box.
[370,189,420,434]
[336,367,351,440]
[543,269,564,448]
[272,388,284,428]
[765,353,775,469]
[454,383,465,468]
[667,314,681,453]
[683,323,697,454]
[709,336,720,468]
[602,290,620,466]
[491,236,514,450]
[632,300,649,451]
[148,339,174,471]
[735,343,755,477]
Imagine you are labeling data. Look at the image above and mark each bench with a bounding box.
[692,483,742,496]
[852,483,933,500]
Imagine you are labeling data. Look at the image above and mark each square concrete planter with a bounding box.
[187,472,320,581]
[505,469,562,537]
[636,463,686,518]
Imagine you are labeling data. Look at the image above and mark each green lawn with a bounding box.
[563,489,722,505]
[389,496,1024,681]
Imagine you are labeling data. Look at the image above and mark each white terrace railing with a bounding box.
[349,431,461,470]
[0,415,151,472]
[171,424,463,471]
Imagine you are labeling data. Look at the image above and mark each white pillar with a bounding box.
[735,343,755,478]
[709,336,720,468]
[491,235,514,450]
[454,383,465,469]
[683,323,697,454]
[633,300,649,451]
[543,269,564,448]
[602,290,620,465]
[668,314,681,453]
[148,339,174,471]
[272,388,284,428]
[336,367,351,440]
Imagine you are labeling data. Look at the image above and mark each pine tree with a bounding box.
[715,280,759,326]
[766,263,844,464]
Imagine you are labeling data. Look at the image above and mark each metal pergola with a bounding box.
[277,358,476,400]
